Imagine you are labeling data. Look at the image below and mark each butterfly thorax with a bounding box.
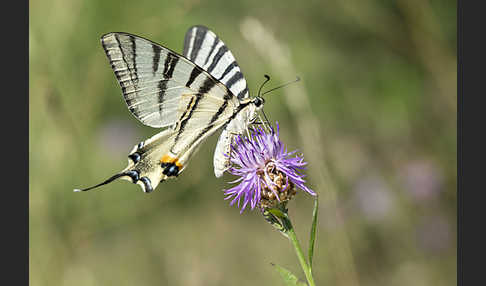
[228,97,262,132]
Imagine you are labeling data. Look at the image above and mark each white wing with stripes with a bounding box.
[183,25,250,100]
[101,32,234,128]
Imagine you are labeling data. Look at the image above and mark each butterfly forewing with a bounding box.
[183,25,250,100]
[101,32,236,128]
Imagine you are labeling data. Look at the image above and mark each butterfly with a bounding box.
[75,25,265,193]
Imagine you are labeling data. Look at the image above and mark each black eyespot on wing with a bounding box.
[124,170,140,183]
[168,165,179,177]
[161,162,180,177]
[140,177,153,193]
[128,152,141,164]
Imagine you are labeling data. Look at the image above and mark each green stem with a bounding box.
[284,217,316,286]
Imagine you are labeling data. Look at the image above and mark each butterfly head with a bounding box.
[252,96,265,110]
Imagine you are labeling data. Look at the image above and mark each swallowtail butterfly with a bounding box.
[75,25,265,193]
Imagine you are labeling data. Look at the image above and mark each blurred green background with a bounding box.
[29,0,456,285]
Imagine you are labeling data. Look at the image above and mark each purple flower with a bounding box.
[224,123,315,213]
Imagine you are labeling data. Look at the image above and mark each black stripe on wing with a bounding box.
[173,78,216,143]
[185,67,202,88]
[189,93,232,146]
[157,52,179,113]
[152,45,161,75]
[218,61,238,81]
[225,71,244,90]
[182,25,250,100]
[204,35,220,66]
[130,35,138,81]
[189,28,207,63]
[207,45,228,73]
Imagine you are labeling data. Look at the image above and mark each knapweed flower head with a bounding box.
[224,123,315,213]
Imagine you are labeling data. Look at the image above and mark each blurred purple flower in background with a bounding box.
[224,123,315,213]
[400,160,443,202]
[353,174,395,222]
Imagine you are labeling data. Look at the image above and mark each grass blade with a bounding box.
[308,196,319,269]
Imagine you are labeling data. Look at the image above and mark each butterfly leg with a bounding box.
[257,114,271,132]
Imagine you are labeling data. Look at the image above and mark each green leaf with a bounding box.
[262,208,287,235]
[308,196,319,269]
[272,263,308,286]
[267,207,287,219]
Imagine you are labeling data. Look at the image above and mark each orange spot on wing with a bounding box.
[160,154,183,168]
[160,154,175,163]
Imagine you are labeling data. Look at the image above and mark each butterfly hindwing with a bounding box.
[213,102,258,177]
[115,90,242,192]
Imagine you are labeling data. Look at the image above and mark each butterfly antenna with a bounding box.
[257,74,271,97]
[73,172,126,192]
[261,76,301,96]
